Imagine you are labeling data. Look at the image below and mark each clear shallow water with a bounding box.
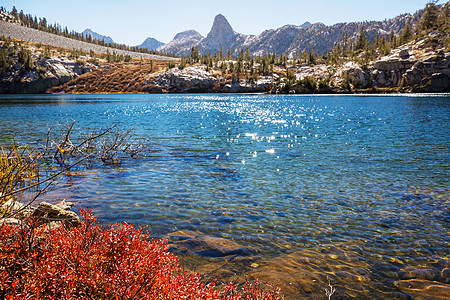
[0,94,449,298]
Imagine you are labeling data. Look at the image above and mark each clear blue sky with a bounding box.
[2,0,433,45]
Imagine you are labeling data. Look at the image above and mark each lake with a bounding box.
[0,94,449,299]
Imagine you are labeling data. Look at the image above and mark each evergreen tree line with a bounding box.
[0,6,176,58]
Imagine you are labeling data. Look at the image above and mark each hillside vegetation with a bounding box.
[0,6,173,58]
[0,1,449,94]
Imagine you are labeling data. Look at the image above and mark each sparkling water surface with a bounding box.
[0,94,449,299]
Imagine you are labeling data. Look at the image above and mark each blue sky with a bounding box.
[2,0,432,45]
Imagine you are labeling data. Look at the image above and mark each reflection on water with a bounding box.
[0,94,449,299]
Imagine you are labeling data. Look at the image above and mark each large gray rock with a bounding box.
[375,71,388,86]
[421,73,449,92]
[31,202,82,227]
[403,67,422,86]
[55,199,76,211]
[0,217,23,227]
[1,198,25,214]
[147,66,218,92]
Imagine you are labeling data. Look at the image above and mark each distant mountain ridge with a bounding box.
[157,10,424,56]
[82,28,115,44]
[158,30,204,57]
[300,21,311,27]
[138,37,165,51]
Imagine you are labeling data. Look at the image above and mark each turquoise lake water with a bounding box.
[0,94,449,298]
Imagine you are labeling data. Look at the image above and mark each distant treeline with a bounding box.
[0,6,176,58]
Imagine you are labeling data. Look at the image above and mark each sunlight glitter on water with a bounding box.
[1,93,449,299]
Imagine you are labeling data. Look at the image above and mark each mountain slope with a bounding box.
[157,30,204,56]
[0,21,175,60]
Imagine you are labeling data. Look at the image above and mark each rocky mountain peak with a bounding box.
[138,37,165,51]
[207,14,235,40]
[157,30,203,56]
[82,28,114,44]
[300,21,311,27]
[173,30,203,41]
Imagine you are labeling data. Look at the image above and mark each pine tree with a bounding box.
[419,0,440,32]
[355,27,367,51]
[389,30,397,48]
[0,47,10,73]
[245,47,250,61]
[399,21,413,44]
[18,47,33,70]
[437,2,449,31]
[106,50,112,63]
[11,6,18,19]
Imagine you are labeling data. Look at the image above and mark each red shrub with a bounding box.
[0,210,281,299]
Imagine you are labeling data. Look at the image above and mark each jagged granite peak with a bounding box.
[207,14,235,40]
[157,30,203,56]
[199,14,238,54]
[138,37,165,51]
[82,28,114,44]
[300,21,312,27]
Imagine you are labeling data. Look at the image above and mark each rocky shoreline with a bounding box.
[146,35,449,94]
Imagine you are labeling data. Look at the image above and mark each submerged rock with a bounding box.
[395,279,450,299]
[166,230,255,258]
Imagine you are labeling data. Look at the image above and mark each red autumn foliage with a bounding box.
[0,210,281,299]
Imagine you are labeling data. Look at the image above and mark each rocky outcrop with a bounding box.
[0,199,81,229]
[0,11,17,23]
[146,66,218,92]
[361,35,448,92]
[146,65,276,93]
[0,55,93,93]
[332,62,369,88]
[32,202,82,227]
[222,76,275,93]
